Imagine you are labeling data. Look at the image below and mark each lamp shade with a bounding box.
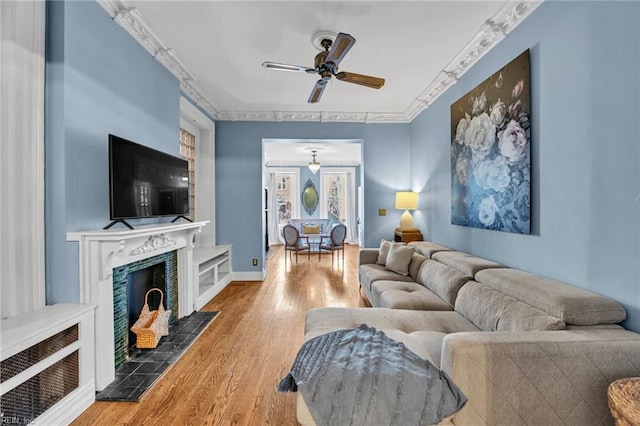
[308,162,320,174]
[395,192,418,210]
[308,150,320,174]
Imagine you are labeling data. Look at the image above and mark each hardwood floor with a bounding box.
[73,244,366,425]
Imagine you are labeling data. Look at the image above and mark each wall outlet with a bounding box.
[379,208,387,216]
[252,258,258,266]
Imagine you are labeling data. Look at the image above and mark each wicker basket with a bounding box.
[608,377,640,426]
[130,288,171,349]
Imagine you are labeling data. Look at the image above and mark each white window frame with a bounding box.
[269,168,300,240]
[180,97,215,247]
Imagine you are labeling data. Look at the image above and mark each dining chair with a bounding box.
[283,224,310,264]
[319,223,347,264]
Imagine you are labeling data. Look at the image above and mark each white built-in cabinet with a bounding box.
[0,304,96,424]
[193,245,232,310]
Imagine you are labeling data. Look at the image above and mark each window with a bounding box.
[320,168,357,245]
[267,168,300,245]
[179,128,196,219]
[276,174,293,225]
[324,173,347,223]
[277,176,288,191]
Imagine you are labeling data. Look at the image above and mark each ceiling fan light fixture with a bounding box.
[308,150,320,174]
[263,31,385,104]
[262,62,312,73]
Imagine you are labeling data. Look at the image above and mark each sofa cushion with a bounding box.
[408,252,427,282]
[288,218,332,234]
[371,281,453,311]
[359,264,414,293]
[360,264,416,282]
[304,307,480,366]
[455,281,566,332]
[475,268,627,325]
[376,239,393,265]
[431,251,503,277]
[416,259,470,307]
[384,244,415,276]
[301,224,320,234]
[407,241,452,259]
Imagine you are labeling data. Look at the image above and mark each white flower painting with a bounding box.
[451,50,531,234]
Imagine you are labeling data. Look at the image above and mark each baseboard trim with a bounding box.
[232,270,266,282]
[32,381,95,426]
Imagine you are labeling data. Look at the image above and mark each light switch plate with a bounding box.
[379,208,386,216]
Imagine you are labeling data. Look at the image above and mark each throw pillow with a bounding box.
[302,224,320,234]
[385,244,415,276]
[376,239,393,265]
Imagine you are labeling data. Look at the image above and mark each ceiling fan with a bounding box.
[262,32,385,103]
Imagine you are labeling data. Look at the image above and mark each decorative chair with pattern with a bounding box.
[283,224,310,264]
[319,223,347,264]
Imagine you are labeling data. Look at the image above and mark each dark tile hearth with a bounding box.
[96,311,219,402]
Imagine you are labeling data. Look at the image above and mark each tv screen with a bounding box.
[109,134,189,220]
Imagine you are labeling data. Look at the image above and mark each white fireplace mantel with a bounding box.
[67,220,208,390]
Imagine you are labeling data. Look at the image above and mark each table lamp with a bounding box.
[395,191,418,230]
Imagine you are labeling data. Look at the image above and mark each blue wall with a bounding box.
[45,1,180,304]
[216,122,410,272]
[410,1,640,331]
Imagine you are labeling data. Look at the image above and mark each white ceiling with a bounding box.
[263,140,362,167]
[100,0,541,123]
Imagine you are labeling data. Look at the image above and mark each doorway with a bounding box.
[262,139,364,254]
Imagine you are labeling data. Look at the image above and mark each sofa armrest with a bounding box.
[359,248,379,266]
[440,330,640,425]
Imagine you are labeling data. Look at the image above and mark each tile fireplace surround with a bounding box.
[67,221,208,391]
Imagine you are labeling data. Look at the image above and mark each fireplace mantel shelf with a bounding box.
[67,220,209,241]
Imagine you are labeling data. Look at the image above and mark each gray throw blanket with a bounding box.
[278,324,466,426]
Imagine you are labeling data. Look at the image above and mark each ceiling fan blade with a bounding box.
[262,61,314,73]
[335,72,385,89]
[308,79,328,103]
[326,33,356,65]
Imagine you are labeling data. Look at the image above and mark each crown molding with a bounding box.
[265,160,361,168]
[98,0,542,124]
[97,0,220,118]
[214,110,374,123]
[405,0,542,122]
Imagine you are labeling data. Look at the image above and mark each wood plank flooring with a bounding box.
[73,244,366,425]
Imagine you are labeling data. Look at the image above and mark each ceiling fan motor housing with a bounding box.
[315,51,336,79]
[314,51,328,69]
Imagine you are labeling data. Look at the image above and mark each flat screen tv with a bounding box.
[107,134,189,229]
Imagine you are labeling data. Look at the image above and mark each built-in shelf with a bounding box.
[194,245,232,310]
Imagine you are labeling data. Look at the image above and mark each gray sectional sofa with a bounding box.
[296,241,640,425]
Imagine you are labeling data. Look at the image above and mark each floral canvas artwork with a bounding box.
[451,50,531,234]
